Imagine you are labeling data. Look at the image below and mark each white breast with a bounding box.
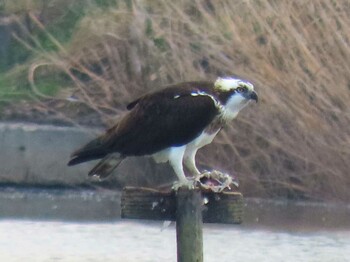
[186,130,219,150]
[151,130,219,164]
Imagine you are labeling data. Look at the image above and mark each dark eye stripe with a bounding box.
[218,89,235,104]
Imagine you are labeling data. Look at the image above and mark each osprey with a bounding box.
[68,77,258,188]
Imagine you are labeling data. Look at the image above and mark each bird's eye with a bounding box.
[237,86,247,93]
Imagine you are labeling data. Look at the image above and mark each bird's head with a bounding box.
[214,77,258,119]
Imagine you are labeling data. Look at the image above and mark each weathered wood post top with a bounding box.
[121,186,243,224]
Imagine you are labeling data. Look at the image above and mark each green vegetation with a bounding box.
[0,66,30,100]
[0,0,350,201]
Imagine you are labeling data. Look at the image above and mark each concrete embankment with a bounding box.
[0,123,96,185]
[0,123,173,187]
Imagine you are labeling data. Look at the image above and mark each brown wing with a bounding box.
[68,81,219,165]
[102,83,219,156]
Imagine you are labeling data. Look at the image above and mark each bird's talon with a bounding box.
[172,179,196,191]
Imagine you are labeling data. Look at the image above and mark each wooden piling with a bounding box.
[176,187,203,262]
[121,186,243,261]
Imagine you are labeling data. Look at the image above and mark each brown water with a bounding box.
[0,187,349,262]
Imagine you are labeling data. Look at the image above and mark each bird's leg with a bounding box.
[183,149,201,177]
[183,149,209,191]
[184,150,231,190]
[168,146,195,190]
[183,149,234,192]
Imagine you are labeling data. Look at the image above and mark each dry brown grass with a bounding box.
[18,0,350,200]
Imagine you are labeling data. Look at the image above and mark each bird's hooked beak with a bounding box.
[249,91,258,103]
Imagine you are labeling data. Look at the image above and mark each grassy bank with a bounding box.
[1,0,350,201]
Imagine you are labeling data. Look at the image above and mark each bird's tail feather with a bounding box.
[68,136,107,166]
[88,153,125,180]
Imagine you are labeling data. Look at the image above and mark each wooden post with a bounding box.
[121,186,243,261]
[176,188,203,262]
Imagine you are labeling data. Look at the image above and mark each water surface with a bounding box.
[0,187,349,262]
